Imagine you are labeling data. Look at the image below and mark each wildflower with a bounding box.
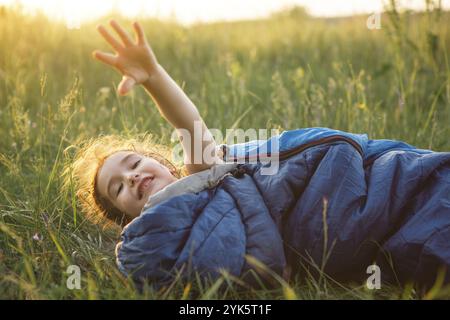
[228,60,242,79]
[357,103,368,111]
[32,233,43,241]
[294,67,305,79]
[79,106,86,113]
[99,87,111,95]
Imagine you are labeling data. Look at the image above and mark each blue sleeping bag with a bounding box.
[115,127,450,290]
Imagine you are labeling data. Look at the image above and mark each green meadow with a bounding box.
[0,3,449,299]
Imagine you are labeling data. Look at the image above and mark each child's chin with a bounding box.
[141,179,176,203]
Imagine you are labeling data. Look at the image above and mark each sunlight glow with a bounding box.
[1,0,448,27]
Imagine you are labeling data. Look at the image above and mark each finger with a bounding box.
[118,75,136,96]
[92,50,117,66]
[109,19,134,47]
[97,24,123,52]
[133,21,147,45]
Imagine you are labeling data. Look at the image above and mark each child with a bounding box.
[70,20,450,289]
[71,20,221,227]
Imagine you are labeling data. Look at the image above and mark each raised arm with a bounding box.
[93,20,219,174]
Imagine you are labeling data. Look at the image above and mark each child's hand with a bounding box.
[93,20,159,96]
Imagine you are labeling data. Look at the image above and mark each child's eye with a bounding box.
[132,159,141,169]
[117,183,123,197]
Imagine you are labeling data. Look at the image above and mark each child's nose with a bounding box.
[128,173,140,186]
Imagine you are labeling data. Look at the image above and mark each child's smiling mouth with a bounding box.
[138,176,154,200]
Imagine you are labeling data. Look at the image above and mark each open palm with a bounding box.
[93,20,159,95]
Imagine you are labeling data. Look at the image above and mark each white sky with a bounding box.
[1,0,448,26]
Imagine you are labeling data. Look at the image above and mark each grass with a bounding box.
[1,2,450,299]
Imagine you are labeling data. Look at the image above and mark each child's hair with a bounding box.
[63,133,186,229]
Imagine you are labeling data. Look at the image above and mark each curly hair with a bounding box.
[63,133,186,229]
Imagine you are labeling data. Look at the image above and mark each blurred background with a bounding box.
[1,0,449,26]
[0,0,449,299]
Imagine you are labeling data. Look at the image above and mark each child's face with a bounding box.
[96,151,178,220]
